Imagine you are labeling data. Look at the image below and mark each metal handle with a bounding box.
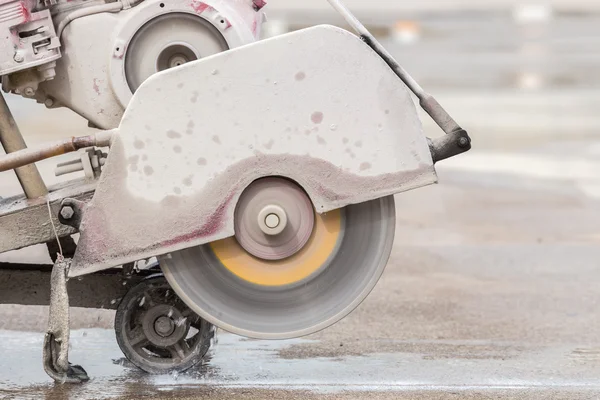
[0,131,113,173]
[325,0,471,162]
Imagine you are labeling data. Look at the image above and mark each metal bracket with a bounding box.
[428,129,471,164]
[55,148,108,179]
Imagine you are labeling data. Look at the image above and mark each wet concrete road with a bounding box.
[1,165,599,399]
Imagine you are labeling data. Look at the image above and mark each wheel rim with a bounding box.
[161,189,396,340]
[115,277,212,372]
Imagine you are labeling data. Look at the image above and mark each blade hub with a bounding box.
[235,178,315,261]
[258,205,288,235]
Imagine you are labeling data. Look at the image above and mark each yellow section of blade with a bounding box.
[210,209,343,287]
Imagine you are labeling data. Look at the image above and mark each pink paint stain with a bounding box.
[311,111,324,124]
[93,78,100,95]
[19,1,30,23]
[190,0,212,14]
[10,29,20,46]
[161,194,235,247]
[251,19,258,35]
[253,0,267,11]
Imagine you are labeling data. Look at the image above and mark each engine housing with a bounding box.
[7,0,264,129]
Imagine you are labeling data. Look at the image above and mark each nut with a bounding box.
[24,87,35,97]
[60,206,75,220]
[13,53,23,63]
[458,137,470,148]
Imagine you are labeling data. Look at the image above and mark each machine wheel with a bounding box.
[114,275,214,374]
[161,177,396,340]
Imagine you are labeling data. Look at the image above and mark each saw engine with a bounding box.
[0,0,263,128]
[0,0,471,382]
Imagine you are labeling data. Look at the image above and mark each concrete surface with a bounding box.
[0,167,599,399]
[0,7,599,400]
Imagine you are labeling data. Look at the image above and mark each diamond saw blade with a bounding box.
[160,181,395,340]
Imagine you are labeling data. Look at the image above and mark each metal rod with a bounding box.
[0,132,113,173]
[325,0,462,135]
[55,161,84,177]
[0,93,48,198]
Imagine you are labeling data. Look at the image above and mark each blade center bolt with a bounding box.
[258,205,288,236]
[265,214,280,229]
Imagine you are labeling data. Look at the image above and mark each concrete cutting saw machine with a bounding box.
[0,0,471,383]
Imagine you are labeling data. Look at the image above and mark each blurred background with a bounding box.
[264,0,600,200]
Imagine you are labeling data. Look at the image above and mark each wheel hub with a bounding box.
[142,304,187,347]
[154,316,175,337]
[156,43,198,70]
[258,205,288,235]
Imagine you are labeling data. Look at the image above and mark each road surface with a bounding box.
[1,164,599,399]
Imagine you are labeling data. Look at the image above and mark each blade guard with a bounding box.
[69,25,437,278]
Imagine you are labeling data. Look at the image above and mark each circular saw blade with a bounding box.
[161,196,396,340]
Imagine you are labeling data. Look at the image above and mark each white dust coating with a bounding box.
[70,27,437,277]
[118,26,434,203]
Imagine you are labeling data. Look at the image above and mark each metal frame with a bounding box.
[0,179,96,253]
[0,92,47,198]
[0,263,153,309]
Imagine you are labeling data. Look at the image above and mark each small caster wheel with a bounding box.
[114,275,214,374]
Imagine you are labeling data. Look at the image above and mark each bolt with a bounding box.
[265,213,280,229]
[24,87,35,97]
[155,316,175,337]
[13,54,23,63]
[60,206,75,220]
[44,98,54,108]
[458,137,470,149]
